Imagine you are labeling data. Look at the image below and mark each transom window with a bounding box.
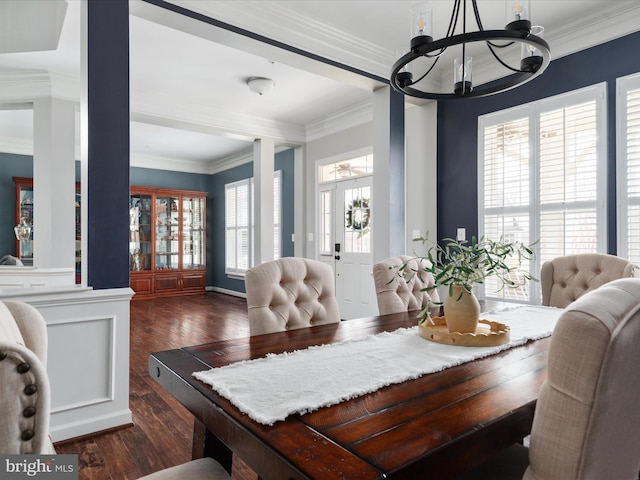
[319,154,373,183]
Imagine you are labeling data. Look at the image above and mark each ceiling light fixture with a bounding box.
[247,77,275,96]
[390,0,550,100]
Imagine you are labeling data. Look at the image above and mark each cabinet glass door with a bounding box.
[17,183,34,263]
[182,196,205,269]
[129,193,153,271]
[155,195,179,270]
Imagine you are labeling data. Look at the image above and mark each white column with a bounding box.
[373,88,391,262]
[405,102,438,256]
[254,138,275,265]
[293,146,305,257]
[32,97,76,275]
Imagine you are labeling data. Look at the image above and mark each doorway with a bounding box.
[318,156,376,319]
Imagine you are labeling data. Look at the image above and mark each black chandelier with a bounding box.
[390,0,551,100]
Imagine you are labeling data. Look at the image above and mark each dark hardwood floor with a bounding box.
[54,292,258,480]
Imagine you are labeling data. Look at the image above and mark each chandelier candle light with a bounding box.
[391,0,551,99]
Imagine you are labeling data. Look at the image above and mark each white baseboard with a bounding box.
[207,286,247,299]
[50,409,133,443]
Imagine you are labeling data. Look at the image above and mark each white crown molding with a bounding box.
[170,0,393,80]
[0,71,52,101]
[207,148,254,175]
[305,100,373,142]
[0,135,32,156]
[207,143,293,175]
[130,151,213,174]
[542,1,640,62]
[131,85,306,144]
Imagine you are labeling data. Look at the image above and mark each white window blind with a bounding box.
[479,83,606,303]
[225,172,282,275]
[225,179,250,275]
[617,73,640,262]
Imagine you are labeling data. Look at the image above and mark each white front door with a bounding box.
[333,177,376,319]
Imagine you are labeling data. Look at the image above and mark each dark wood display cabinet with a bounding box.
[129,186,206,299]
[13,177,81,283]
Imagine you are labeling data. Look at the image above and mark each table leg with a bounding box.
[192,417,233,474]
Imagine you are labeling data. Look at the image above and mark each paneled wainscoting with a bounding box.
[54,292,257,480]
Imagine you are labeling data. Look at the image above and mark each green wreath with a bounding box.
[345,197,370,231]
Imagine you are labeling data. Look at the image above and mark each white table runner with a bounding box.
[193,305,562,425]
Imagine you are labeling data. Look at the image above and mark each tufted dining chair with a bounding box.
[373,255,439,316]
[540,253,640,308]
[457,277,640,480]
[0,300,230,479]
[0,300,55,455]
[245,257,341,335]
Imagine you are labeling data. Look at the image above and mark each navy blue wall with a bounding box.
[438,31,640,254]
[0,153,33,257]
[208,149,295,293]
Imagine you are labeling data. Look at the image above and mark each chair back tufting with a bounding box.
[0,301,55,454]
[373,256,439,316]
[245,257,340,335]
[540,253,640,308]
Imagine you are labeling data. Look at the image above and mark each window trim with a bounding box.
[616,72,640,259]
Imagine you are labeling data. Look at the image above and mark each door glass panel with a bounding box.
[319,189,332,254]
[129,193,152,271]
[343,185,371,253]
[182,196,205,269]
[156,195,179,270]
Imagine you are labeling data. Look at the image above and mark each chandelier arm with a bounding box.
[487,40,516,48]
[486,42,524,73]
[447,0,462,38]
[471,0,485,31]
[424,0,460,59]
[412,57,441,85]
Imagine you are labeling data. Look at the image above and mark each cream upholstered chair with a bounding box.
[0,301,55,455]
[373,255,440,315]
[245,257,340,335]
[540,253,640,307]
[0,301,230,479]
[457,277,640,480]
[137,458,229,480]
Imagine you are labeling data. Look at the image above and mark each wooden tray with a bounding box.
[418,316,510,347]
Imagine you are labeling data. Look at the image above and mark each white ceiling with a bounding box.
[0,0,639,174]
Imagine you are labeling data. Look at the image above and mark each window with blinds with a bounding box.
[617,73,640,262]
[225,171,282,275]
[225,179,250,275]
[479,83,606,303]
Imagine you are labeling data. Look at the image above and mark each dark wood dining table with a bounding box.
[148,309,550,480]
